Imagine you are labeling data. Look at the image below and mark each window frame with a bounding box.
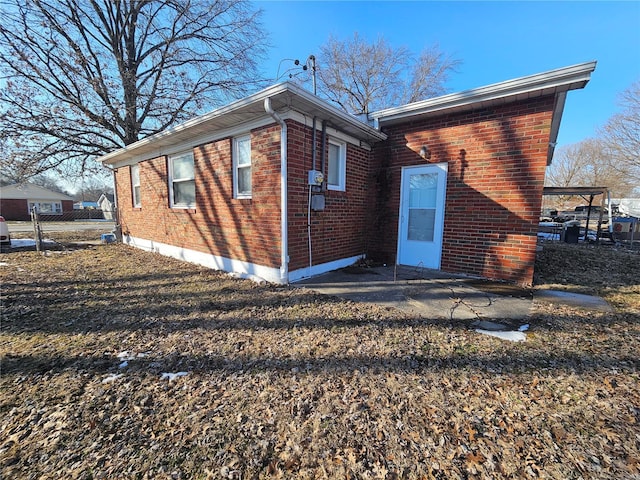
[131,164,141,208]
[327,138,346,191]
[233,134,252,199]
[168,151,196,209]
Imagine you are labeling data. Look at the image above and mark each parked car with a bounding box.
[0,216,11,250]
[574,205,607,214]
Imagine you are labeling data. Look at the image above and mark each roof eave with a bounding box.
[369,61,597,126]
[100,82,386,166]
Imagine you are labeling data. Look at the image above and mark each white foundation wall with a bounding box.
[123,235,283,284]
[123,235,362,285]
[288,254,364,283]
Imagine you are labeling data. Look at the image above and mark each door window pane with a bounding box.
[409,173,437,208]
[407,173,437,241]
[408,209,435,241]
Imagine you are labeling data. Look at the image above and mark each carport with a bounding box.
[542,186,611,243]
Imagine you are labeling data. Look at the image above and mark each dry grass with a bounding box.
[1,243,638,479]
[10,227,110,244]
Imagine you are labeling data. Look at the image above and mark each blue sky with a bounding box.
[256,1,640,150]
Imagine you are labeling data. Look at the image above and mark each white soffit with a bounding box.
[100,82,386,167]
[369,61,597,126]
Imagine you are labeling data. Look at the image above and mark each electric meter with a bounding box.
[308,170,324,186]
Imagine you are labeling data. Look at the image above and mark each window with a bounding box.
[131,164,141,207]
[169,151,196,208]
[28,202,62,214]
[233,135,252,198]
[327,139,346,191]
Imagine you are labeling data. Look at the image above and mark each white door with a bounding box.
[397,163,448,269]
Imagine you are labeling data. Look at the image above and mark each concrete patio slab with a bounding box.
[534,289,614,312]
[297,265,534,323]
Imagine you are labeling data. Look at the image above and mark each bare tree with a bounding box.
[29,173,74,196]
[599,80,640,184]
[0,0,267,180]
[317,33,459,115]
[73,176,114,202]
[546,138,637,198]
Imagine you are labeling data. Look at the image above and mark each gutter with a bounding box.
[264,97,289,284]
[369,61,597,126]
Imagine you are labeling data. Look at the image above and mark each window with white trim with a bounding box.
[233,134,252,198]
[28,202,62,214]
[168,151,196,208]
[131,164,141,207]
[327,139,346,191]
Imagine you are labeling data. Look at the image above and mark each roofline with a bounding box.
[369,61,597,124]
[0,183,74,201]
[100,82,385,165]
[281,81,386,141]
[543,186,608,196]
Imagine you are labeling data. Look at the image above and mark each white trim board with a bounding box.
[109,116,277,169]
[122,235,363,284]
[109,110,373,169]
[289,254,364,283]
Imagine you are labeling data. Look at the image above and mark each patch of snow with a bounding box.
[0,262,8,266]
[161,372,189,381]
[118,361,128,369]
[117,351,136,361]
[102,373,124,383]
[518,324,530,332]
[227,271,267,284]
[476,329,526,342]
[10,238,56,248]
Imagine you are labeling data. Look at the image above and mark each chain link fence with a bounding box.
[7,207,118,252]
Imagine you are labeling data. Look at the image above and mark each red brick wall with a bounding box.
[114,124,282,269]
[115,118,372,275]
[286,121,371,272]
[0,199,29,220]
[62,200,74,215]
[369,96,556,286]
[0,199,73,220]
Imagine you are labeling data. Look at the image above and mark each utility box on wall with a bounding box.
[311,194,325,211]
[308,170,324,186]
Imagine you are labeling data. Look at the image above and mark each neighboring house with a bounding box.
[0,184,74,221]
[100,62,596,286]
[97,193,115,220]
[74,201,100,210]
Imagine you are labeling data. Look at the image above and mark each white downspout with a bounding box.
[107,165,122,241]
[264,97,289,283]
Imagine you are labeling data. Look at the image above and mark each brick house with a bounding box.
[0,184,74,221]
[100,62,596,286]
